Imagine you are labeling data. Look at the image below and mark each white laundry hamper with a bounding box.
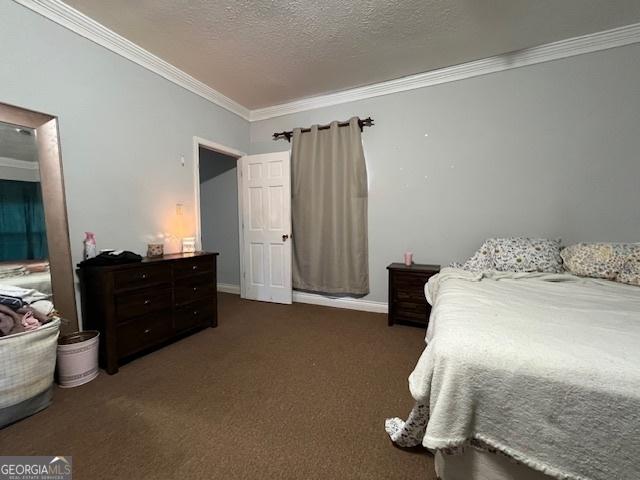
[0,318,60,428]
[57,330,100,388]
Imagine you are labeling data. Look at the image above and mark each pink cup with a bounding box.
[404,252,413,266]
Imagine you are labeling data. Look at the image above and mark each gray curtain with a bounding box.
[291,117,369,296]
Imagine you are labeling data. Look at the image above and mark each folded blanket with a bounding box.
[0,305,23,336]
[0,304,51,336]
[0,312,15,336]
[0,285,49,304]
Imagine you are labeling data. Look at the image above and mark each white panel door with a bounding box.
[240,151,292,304]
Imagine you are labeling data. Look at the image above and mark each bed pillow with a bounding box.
[616,248,640,286]
[491,237,563,273]
[560,243,635,279]
[460,239,496,272]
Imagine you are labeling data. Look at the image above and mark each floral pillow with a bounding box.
[560,243,636,279]
[458,237,563,273]
[459,239,496,272]
[491,237,563,273]
[616,247,640,286]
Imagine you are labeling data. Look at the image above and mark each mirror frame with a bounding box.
[0,102,78,332]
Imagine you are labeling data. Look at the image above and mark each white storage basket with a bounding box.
[0,318,60,428]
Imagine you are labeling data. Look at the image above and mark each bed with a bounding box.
[0,271,52,296]
[386,267,640,480]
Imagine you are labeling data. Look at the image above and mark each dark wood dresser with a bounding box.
[387,263,440,327]
[78,252,218,374]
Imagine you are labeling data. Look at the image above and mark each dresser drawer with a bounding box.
[116,314,173,358]
[114,264,171,291]
[175,274,215,306]
[173,257,213,279]
[174,300,215,332]
[116,288,172,322]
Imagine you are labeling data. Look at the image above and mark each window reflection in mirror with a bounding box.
[0,120,52,299]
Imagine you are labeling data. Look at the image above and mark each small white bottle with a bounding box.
[83,232,97,260]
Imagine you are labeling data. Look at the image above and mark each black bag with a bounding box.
[79,250,143,267]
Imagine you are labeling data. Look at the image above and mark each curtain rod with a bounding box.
[272,117,374,142]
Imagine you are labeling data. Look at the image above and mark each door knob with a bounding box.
[282,234,289,242]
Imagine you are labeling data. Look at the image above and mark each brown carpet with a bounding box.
[0,293,435,479]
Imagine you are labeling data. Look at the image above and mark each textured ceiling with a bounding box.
[63,0,640,109]
[0,122,38,163]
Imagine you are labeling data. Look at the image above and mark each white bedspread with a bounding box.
[387,268,640,480]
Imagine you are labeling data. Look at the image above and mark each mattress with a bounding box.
[387,268,640,480]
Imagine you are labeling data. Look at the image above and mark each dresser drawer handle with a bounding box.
[193,310,199,316]
[192,287,198,292]
[144,299,151,305]
[141,273,148,279]
[143,328,150,334]
[192,265,198,270]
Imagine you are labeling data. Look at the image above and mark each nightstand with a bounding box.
[387,263,440,327]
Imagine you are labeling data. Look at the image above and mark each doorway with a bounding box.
[193,139,244,294]
[193,138,293,304]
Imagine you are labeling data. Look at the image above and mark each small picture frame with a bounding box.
[146,243,164,258]
[181,237,196,253]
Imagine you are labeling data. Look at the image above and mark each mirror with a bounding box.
[0,121,52,297]
[0,103,78,333]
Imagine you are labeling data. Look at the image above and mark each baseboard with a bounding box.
[218,283,388,313]
[292,291,388,314]
[217,283,241,295]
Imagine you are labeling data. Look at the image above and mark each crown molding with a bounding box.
[12,0,640,124]
[13,0,251,120]
[250,22,640,121]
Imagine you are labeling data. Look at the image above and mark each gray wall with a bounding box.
[199,148,239,286]
[0,2,249,269]
[250,44,640,303]
[4,0,640,308]
[0,1,248,325]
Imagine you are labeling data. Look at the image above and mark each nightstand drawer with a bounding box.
[396,302,428,321]
[388,262,439,327]
[394,279,428,302]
